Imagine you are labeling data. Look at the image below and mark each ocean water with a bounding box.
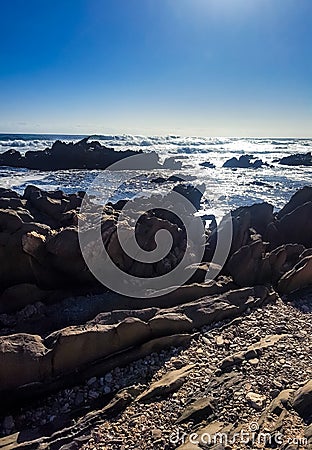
[0,134,311,220]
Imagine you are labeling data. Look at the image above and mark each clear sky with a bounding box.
[0,0,311,137]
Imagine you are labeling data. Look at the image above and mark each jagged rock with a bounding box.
[219,334,287,371]
[292,379,312,423]
[0,334,51,390]
[267,201,312,248]
[278,186,312,218]
[277,152,312,166]
[199,161,215,168]
[0,287,274,401]
[172,183,205,211]
[278,254,312,293]
[305,423,312,440]
[0,137,164,171]
[227,240,305,287]
[176,397,214,423]
[136,365,194,402]
[207,202,274,262]
[246,392,266,410]
[223,155,267,169]
[259,389,293,424]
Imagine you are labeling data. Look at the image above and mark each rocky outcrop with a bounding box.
[0,137,167,171]
[277,152,312,166]
[136,365,194,402]
[223,155,267,169]
[292,380,312,423]
[278,254,312,294]
[1,181,312,449]
[199,161,215,169]
[226,241,305,288]
[0,286,275,405]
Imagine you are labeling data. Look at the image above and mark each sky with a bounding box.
[0,0,311,137]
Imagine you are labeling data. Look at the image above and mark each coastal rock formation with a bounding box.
[0,286,274,404]
[277,152,312,166]
[0,137,168,171]
[292,380,312,423]
[223,155,267,169]
[0,184,312,448]
[199,161,215,169]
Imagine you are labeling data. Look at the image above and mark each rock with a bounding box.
[227,241,305,288]
[104,373,113,383]
[223,155,267,169]
[75,392,84,406]
[163,157,182,170]
[292,379,312,423]
[0,334,51,390]
[278,255,312,294]
[278,186,312,218]
[200,161,215,169]
[277,152,312,166]
[3,415,14,432]
[267,201,312,248]
[246,392,266,410]
[219,334,287,371]
[215,335,225,346]
[305,423,312,440]
[173,183,205,211]
[136,365,193,402]
[177,397,214,423]
[175,421,228,450]
[0,283,52,314]
[265,389,293,416]
[209,202,274,261]
[0,137,164,171]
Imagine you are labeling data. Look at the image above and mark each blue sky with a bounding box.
[0,0,311,136]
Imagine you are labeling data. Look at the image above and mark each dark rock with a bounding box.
[292,380,312,423]
[223,155,267,169]
[278,186,312,219]
[277,152,312,166]
[278,254,312,294]
[200,161,215,169]
[173,183,205,211]
[267,201,312,248]
[0,137,164,171]
[226,240,305,287]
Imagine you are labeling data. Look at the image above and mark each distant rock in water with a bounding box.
[276,152,312,166]
[223,155,267,169]
[199,161,216,169]
[0,137,166,171]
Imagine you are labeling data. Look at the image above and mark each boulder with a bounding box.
[199,161,215,169]
[278,186,312,218]
[292,380,312,423]
[223,155,267,169]
[0,334,51,390]
[267,202,312,248]
[226,241,305,287]
[278,255,312,294]
[0,284,51,314]
[277,152,312,166]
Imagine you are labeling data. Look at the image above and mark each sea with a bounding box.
[0,134,311,221]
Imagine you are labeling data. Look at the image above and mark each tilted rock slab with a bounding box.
[0,286,276,405]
